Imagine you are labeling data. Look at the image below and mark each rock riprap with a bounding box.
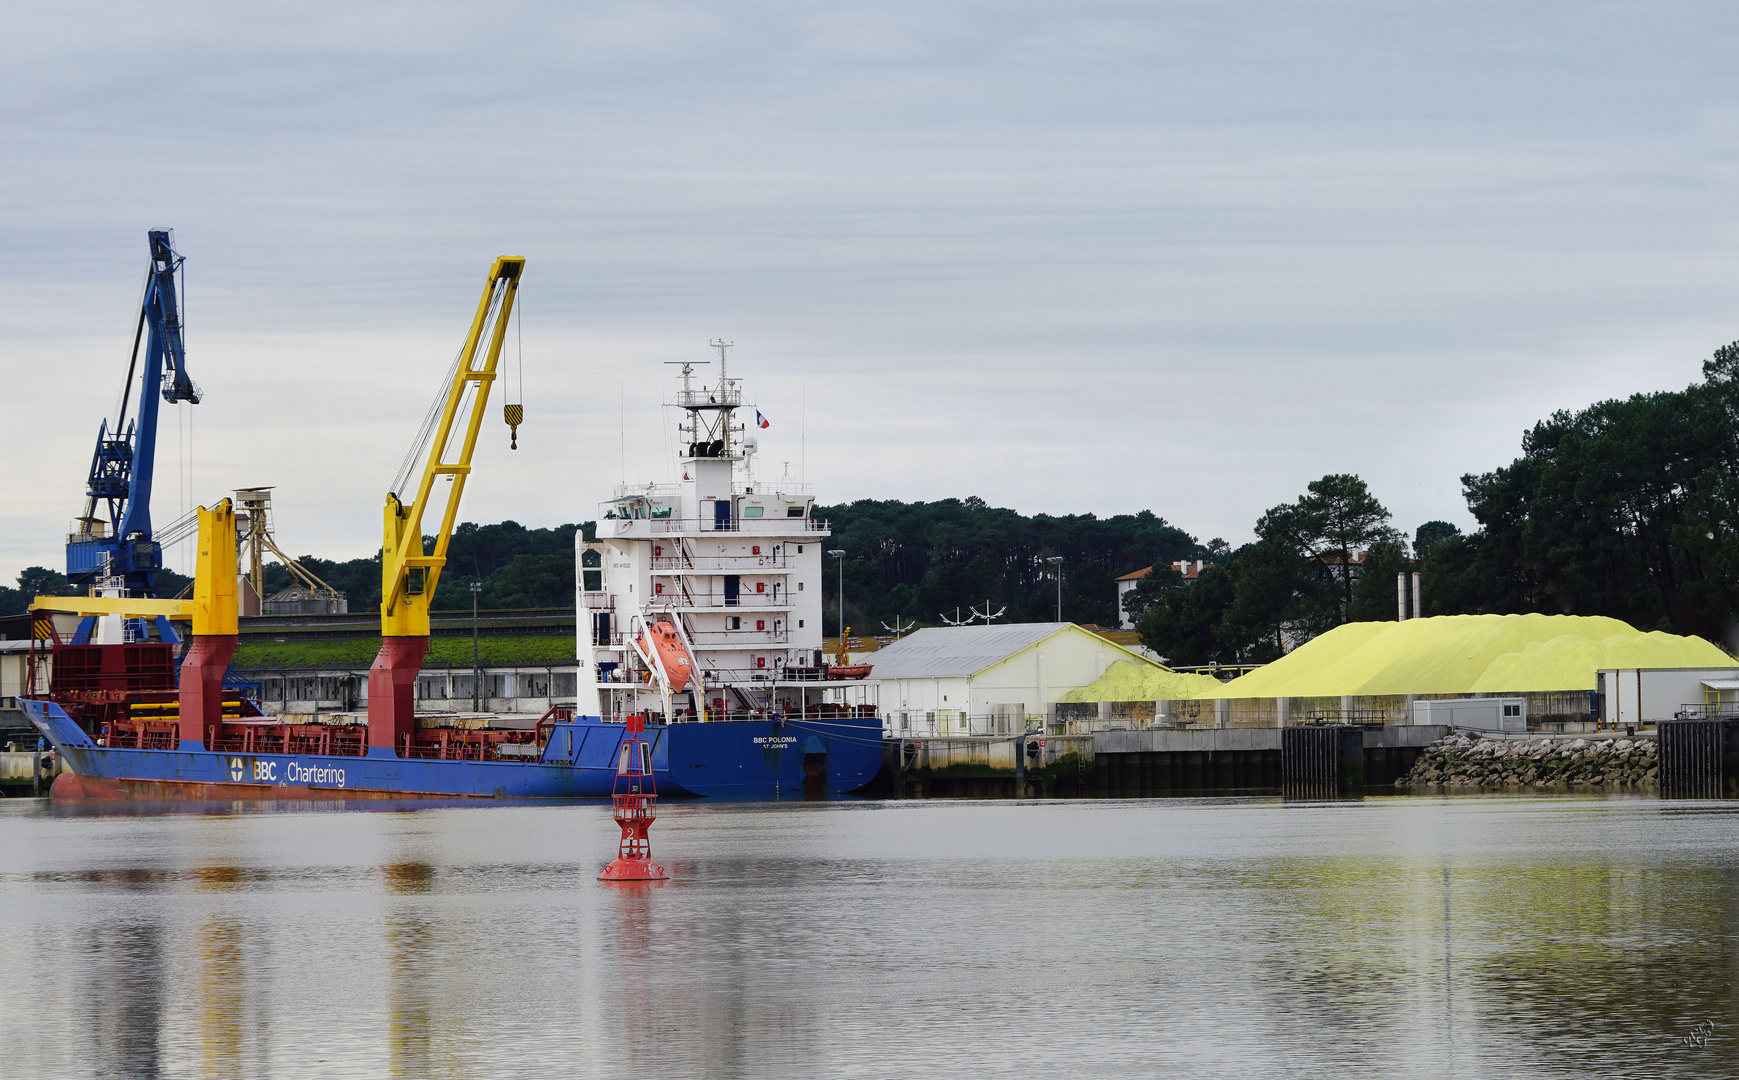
[1397,734,1658,790]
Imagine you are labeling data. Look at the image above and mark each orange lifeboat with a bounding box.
[639,621,695,693]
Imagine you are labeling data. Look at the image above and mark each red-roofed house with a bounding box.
[1116,560,1209,628]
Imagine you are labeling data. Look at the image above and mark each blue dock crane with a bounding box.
[65,230,202,641]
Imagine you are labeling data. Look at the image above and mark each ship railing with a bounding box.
[580,594,615,611]
[399,727,540,761]
[644,517,830,536]
[758,667,832,683]
[205,720,369,757]
[652,592,792,609]
[662,704,880,724]
[700,666,823,683]
[651,555,792,571]
[688,630,791,646]
[674,388,742,408]
[610,482,683,499]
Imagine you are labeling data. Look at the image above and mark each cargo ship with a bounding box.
[23,252,880,800]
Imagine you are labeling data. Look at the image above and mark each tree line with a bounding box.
[816,497,1211,632]
[1425,342,1739,641]
[1122,474,1422,665]
[0,520,591,617]
[1128,341,1739,664]
[261,520,592,612]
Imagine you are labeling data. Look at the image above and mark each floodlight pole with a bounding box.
[470,581,483,711]
[828,550,846,650]
[1047,556,1064,623]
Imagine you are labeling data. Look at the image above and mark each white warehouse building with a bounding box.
[865,623,1162,737]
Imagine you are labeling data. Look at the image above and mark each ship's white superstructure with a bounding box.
[575,346,839,721]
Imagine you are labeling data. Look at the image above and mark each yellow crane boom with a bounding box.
[369,256,523,755]
[380,256,524,637]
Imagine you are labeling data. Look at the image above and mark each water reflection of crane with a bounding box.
[384,862,436,1078]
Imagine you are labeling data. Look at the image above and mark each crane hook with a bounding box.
[504,404,523,450]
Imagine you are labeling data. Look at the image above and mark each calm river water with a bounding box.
[4,793,1739,1078]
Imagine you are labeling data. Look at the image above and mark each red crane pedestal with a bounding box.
[599,715,668,881]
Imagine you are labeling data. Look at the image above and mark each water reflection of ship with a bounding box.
[83,919,166,1077]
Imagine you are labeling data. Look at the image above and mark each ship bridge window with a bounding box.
[651,505,672,518]
[787,505,804,517]
[743,505,764,518]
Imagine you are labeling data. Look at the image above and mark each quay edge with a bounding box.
[876,725,1454,798]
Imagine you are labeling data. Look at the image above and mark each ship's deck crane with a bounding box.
[66,230,202,640]
[367,256,524,754]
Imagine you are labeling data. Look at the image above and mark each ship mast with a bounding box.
[710,338,734,458]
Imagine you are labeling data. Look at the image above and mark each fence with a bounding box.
[885,708,1037,737]
[893,734,1094,774]
[1054,690,1600,733]
[1659,719,1734,798]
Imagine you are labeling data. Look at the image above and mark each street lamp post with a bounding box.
[470,581,483,711]
[1047,556,1064,623]
[828,550,846,654]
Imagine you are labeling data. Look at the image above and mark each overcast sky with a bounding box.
[4,1,1737,582]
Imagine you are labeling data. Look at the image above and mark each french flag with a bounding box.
[756,410,770,429]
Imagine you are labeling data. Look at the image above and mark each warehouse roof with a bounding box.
[862,623,1159,680]
[866,623,1071,679]
[1203,613,1737,698]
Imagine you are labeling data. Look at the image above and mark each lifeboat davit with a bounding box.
[640,621,695,693]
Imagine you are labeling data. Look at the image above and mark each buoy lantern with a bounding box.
[599,714,668,881]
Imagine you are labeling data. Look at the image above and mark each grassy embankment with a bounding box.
[234,635,576,669]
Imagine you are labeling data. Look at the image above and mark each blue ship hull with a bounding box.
[21,699,882,801]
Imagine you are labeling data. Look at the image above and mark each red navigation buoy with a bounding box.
[599,714,668,881]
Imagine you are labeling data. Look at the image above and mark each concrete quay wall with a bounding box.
[878,725,1452,798]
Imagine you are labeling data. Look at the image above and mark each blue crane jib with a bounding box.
[67,229,202,596]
